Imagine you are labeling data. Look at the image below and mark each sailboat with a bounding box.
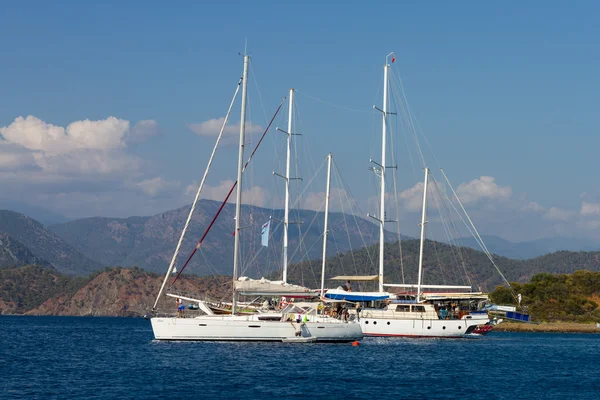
[150,54,362,342]
[324,53,492,338]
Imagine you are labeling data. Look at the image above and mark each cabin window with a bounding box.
[395,305,410,312]
[412,306,425,313]
[387,322,390,325]
[373,321,377,325]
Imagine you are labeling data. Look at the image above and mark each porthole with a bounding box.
[387,322,390,325]
[442,326,446,330]
[373,321,377,325]
[365,321,369,324]
[427,326,431,330]
[458,326,462,329]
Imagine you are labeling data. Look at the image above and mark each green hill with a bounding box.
[490,270,600,323]
[284,239,600,292]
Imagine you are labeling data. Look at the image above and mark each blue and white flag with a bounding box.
[261,220,270,247]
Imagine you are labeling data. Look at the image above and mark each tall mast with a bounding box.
[282,88,294,283]
[320,153,333,297]
[232,54,249,315]
[416,167,429,303]
[377,60,390,293]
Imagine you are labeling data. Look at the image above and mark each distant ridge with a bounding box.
[0,233,53,270]
[452,235,600,259]
[48,200,397,276]
[0,210,102,275]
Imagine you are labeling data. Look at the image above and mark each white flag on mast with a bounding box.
[260,220,270,247]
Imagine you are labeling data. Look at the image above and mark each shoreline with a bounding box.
[494,321,600,334]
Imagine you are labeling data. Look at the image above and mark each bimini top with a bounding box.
[324,288,392,302]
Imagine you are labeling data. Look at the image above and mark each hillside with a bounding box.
[490,270,600,323]
[49,200,394,277]
[0,210,102,275]
[283,239,600,292]
[0,265,230,316]
[0,265,88,314]
[0,233,53,270]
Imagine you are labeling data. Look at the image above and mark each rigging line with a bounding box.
[440,169,515,296]
[331,167,360,277]
[432,176,479,288]
[390,69,425,178]
[247,159,327,277]
[170,97,287,286]
[332,158,377,270]
[295,89,371,114]
[387,94,406,285]
[152,77,242,311]
[430,177,465,286]
[286,170,326,263]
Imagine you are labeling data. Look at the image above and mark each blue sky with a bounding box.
[1,1,599,242]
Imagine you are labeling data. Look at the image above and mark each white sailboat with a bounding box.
[324,53,491,338]
[150,55,362,342]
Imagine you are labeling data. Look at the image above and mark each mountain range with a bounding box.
[452,235,600,260]
[1,201,392,276]
[1,204,599,284]
[0,210,101,275]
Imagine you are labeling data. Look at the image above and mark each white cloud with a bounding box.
[129,120,160,144]
[187,117,263,145]
[543,207,573,221]
[580,201,600,216]
[521,201,545,213]
[0,115,130,156]
[0,142,36,170]
[136,177,180,197]
[456,176,512,204]
[400,182,426,212]
[187,179,269,207]
[303,188,354,212]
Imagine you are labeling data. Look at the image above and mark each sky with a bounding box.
[1,1,599,243]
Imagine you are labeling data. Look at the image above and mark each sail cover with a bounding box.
[234,276,318,297]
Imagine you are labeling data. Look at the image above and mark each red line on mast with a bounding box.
[170,97,286,286]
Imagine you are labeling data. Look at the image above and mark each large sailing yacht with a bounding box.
[324,53,491,338]
[150,54,362,342]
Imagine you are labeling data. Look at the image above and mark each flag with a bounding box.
[261,220,270,247]
[391,55,395,63]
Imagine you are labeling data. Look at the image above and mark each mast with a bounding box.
[151,79,241,312]
[416,167,429,303]
[377,60,390,293]
[232,54,249,315]
[320,153,333,297]
[282,88,294,283]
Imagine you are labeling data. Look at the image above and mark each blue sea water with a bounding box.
[0,316,598,399]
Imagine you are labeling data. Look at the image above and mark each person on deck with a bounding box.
[439,307,447,320]
[355,302,362,322]
[343,280,352,291]
[177,298,185,318]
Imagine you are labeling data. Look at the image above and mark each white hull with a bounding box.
[359,315,490,338]
[151,315,362,342]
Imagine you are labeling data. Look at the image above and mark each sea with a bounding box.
[0,316,598,400]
